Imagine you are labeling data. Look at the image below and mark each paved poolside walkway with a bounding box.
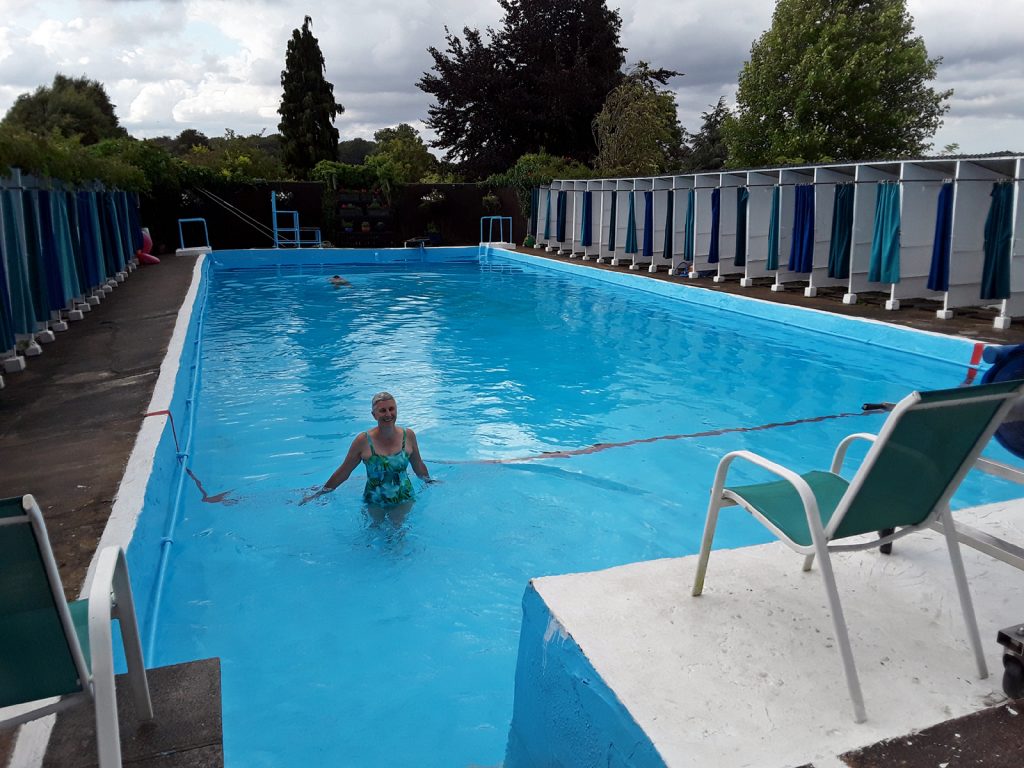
[1,245,1022,766]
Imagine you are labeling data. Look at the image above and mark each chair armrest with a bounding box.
[830,433,877,474]
[714,450,826,545]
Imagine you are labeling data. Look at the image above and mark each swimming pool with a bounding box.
[130,247,1024,767]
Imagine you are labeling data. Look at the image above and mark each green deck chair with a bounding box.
[0,494,153,766]
[691,379,1024,723]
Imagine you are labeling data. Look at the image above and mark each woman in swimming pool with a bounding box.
[301,391,434,508]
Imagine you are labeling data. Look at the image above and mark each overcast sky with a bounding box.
[1,0,1021,156]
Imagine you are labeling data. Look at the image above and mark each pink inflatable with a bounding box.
[137,228,160,265]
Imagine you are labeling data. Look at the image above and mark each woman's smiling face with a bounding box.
[372,397,397,424]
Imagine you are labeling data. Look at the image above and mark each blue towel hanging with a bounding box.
[555,190,567,243]
[708,188,721,263]
[981,182,1014,300]
[735,187,749,267]
[868,182,901,283]
[580,190,592,247]
[788,184,815,273]
[662,189,674,260]
[625,191,638,254]
[927,182,954,292]
[608,191,617,251]
[767,185,780,271]
[683,189,695,263]
[827,184,854,279]
[642,190,653,258]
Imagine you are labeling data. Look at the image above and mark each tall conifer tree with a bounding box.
[278,16,344,178]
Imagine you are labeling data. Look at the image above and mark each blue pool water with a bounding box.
[148,257,1022,767]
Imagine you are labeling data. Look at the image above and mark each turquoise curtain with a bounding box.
[788,184,815,273]
[78,191,106,286]
[580,190,592,247]
[641,190,653,258]
[1,190,37,334]
[708,188,721,263]
[23,191,53,323]
[608,191,617,251]
[50,189,82,301]
[624,191,638,254]
[683,189,695,262]
[868,182,901,283]
[827,184,855,279]
[662,189,674,260]
[767,185,780,270]
[542,188,551,239]
[734,187,749,267]
[980,181,1014,300]
[927,182,954,292]
[530,187,540,237]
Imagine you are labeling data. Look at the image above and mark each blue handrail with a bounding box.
[177,218,210,250]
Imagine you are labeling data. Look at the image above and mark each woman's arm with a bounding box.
[300,434,365,504]
[406,429,433,481]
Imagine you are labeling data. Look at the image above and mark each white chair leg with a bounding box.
[692,494,725,596]
[939,508,988,679]
[89,547,154,768]
[815,546,867,723]
[802,554,815,572]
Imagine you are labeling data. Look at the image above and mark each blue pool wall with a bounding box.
[504,584,664,768]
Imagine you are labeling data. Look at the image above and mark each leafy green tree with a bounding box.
[1,74,127,145]
[418,0,625,179]
[337,137,377,164]
[726,0,951,166]
[278,16,344,178]
[684,97,730,171]
[366,124,437,184]
[486,151,592,217]
[593,62,686,176]
[181,130,286,181]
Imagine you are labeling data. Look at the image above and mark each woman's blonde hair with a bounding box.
[371,391,394,407]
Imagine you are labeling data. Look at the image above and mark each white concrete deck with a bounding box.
[532,498,1024,768]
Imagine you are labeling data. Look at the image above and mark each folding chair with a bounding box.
[0,494,153,766]
[691,379,1024,722]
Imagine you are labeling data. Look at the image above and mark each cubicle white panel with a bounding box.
[806,166,855,296]
[596,183,616,262]
[742,171,778,285]
[688,174,719,277]
[713,173,745,282]
[647,177,673,272]
[1006,158,1024,318]
[944,160,1011,310]
[890,161,953,304]
[582,179,604,260]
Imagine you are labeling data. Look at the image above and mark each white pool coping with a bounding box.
[530,497,1024,767]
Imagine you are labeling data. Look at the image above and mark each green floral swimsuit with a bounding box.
[362,428,415,506]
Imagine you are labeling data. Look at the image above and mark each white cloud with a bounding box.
[0,0,1019,153]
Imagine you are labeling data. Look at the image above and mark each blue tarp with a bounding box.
[662,189,674,260]
[580,190,592,247]
[827,184,854,279]
[788,184,814,273]
[767,185,780,271]
[735,187,749,267]
[683,189,695,263]
[927,182,954,292]
[981,182,1014,300]
[708,188,721,263]
[641,190,653,258]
